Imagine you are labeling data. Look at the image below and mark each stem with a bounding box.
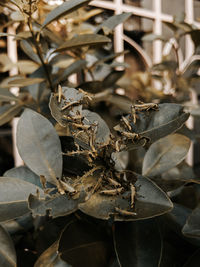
[27,14,54,92]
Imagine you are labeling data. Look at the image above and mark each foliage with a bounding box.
[0,1,200,266]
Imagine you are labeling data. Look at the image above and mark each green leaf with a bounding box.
[4,166,42,188]
[0,104,22,126]
[0,88,19,102]
[58,220,111,267]
[0,224,16,266]
[23,66,49,101]
[49,87,84,127]
[35,241,71,267]
[182,205,200,239]
[95,12,131,35]
[80,109,111,148]
[7,77,44,87]
[113,219,162,267]
[17,109,63,185]
[41,0,90,29]
[103,70,124,88]
[158,162,200,192]
[54,59,86,86]
[28,191,85,218]
[20,39,41,64]
[0,177,43,222]
[142,134,190,177]
[54,34,111,53]
[115,103,189,143]
[79,172,173,221]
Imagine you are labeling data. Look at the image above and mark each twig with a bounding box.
[27,11,54,92]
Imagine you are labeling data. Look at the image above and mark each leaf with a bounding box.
[0,104,22,126]
[95,13,131,35]
[158,162,200,192]
[113,219,162,267]
[8,77,44,87]
[28,191,85,218]
[0,224,17,266]
[41,0,90,28]
[49,87,84,127]
[34,241,71,267]
[182,205,200,239]
[183,249,200,267]
[165,203,191,233]
[79,172,173,221]
[0,75,24,88]
[0,32,22,38]
[16,60,39,74]
[103,70,124,88]
[17,109,63,185]
[0,177,43,222]
[71,109,111,149]
[11,10,24,21]
[20,39,41,64]
[114,103,190,143]
[106,94,132,113]
[54,34,111,53]
[142,134,190,177]
[4,166,42,188]
[58,220,111,267]
[0,88,19,102]
[54,59,86,86]
[23,66,49,101]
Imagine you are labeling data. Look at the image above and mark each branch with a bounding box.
[27,14,54,92]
